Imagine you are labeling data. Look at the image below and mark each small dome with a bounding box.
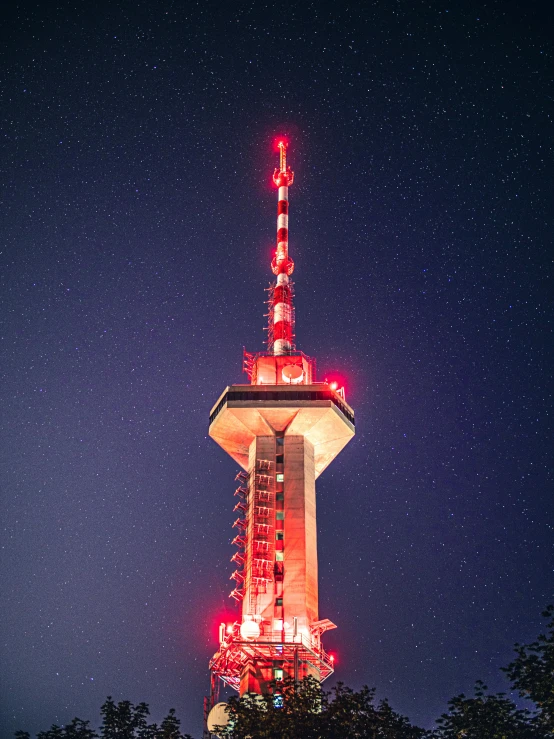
[240,619,261,640]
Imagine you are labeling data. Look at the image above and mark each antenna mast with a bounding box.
[269,141,295,355]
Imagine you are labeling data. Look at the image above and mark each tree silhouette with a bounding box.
[14,700,192,739]
[214,675,426,738]
[433,681,538,739]
[503,605,554,734]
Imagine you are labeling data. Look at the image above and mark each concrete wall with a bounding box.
[283,436,318,632]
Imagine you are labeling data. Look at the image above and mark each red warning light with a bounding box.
[326,380,347,401]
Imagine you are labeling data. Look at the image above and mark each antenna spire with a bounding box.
[273,141,294,186]
[270,141,295,355]
[279,140,287,174]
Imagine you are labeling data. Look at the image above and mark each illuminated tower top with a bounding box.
[271,141,294,279]
[243,142,319,386]
[270,141,295,356]
[273,140,293,186]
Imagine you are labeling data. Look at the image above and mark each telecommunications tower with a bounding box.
[206,141,355,720]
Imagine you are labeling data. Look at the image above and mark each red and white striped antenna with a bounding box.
[269,141,295,355]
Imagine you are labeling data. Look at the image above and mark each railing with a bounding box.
[219,628,332,664]
[209,386,355,427]
[210,627,336,692]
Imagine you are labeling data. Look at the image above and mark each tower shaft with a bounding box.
[207,142,355,702]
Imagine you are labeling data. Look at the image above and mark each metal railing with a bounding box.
[209,386,355,426]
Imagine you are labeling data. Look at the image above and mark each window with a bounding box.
[276,454,284,464]
[273,618,283,630]
[274,669,284,681]
[276,551,284,562]
[276,437,284,446]
[276,473,284,482]
[276,492,284,501]
[275,597,283,606]
[276,511,284,520]
[276,532,284,540]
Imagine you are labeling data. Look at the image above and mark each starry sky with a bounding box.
[1,0,552,736]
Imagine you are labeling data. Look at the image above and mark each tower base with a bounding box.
[210,625,335,694]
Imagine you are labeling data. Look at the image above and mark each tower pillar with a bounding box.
[206,142,355,712]
[283,436,318,634]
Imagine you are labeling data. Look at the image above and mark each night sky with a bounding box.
[2,1,552,737]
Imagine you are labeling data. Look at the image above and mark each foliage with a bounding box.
[214,675,427,738]
[503,605,554,734]
[158,710,186,739]
[325,683,427,739]
[16,700,192,739]
[99,698,193,739]
[433,681,538,739]
[100,697,152,738]
[15,718,97,739]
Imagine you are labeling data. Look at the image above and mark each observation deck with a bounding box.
[209,383,355,478]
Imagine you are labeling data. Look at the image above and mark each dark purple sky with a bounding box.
[1,1,552,737]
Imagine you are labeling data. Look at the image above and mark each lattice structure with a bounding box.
[229,471,249,602]
[246,460,275,614]
[228,460,276,612]
[242,349,316,386]
[242,350,256,382]
[265,282,296,354]
[209,628,336,694]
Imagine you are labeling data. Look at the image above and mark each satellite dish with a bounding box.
[207,702,230,736]
[282,364,303,384]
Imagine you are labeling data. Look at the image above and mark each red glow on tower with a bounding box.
[206,142,355,726]
[267,141,295,356]
[273,135,289,152]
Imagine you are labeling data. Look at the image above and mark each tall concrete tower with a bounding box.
[207,141,355,705]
